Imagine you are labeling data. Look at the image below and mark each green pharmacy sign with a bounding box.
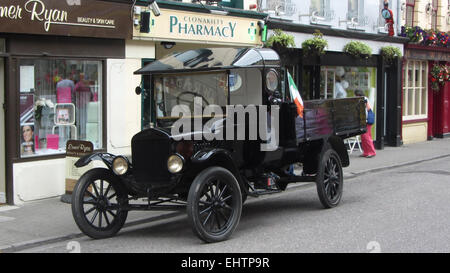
[169,16,237,38]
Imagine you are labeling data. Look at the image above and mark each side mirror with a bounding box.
[135,86,142,95]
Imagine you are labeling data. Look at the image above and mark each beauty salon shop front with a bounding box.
[0,0,132,204]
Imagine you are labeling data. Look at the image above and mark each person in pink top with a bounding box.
[355,90,376,158]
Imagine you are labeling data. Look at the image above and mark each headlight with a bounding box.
[266,69,279,92]
[167,154,184,173]
[112,156,129,176]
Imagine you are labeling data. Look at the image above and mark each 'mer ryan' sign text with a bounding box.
[0,0,131,39]
[1,0,68,32]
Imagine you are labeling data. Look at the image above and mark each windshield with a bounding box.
[154,72,228,122]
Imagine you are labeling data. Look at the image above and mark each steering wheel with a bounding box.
[176,91,210,108]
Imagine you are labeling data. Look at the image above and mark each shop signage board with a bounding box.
[134,8,262,46]
[405,46,450,62]
[65,140,93,196]
[0,0,132,39]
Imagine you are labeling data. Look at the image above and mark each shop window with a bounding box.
[320,67,335,99]
[19,59,103,158]
[347,0,365,23]
[320,66,373,100]
[320,66,377,137]
[405,0,415,27]
[310,0,333,21]
[431,0,438,30]
[402,60,427,120]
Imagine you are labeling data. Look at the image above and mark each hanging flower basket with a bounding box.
[265,29,296,55]
[343,41,372,59]
[380,46,402,64]
[301,30,328,57]
[430,64,450,91]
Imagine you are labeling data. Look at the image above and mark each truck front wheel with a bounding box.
[71,168,128,239]
[316,148,343,208]
[187,167,242,243]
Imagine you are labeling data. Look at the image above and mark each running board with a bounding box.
[248,188,282,197]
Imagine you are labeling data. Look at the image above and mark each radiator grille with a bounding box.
[132,138,171,183]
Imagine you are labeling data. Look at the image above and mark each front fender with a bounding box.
[74,152,117,169]
[190,148,246,190]
[191,148,234,165]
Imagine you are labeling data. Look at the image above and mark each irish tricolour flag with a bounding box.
[287,72,304,118]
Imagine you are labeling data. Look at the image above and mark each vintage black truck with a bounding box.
[71,47,366,243]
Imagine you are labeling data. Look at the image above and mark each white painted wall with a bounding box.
[107,40,156,156]
[13,159,66,204]
[279,30,404,55]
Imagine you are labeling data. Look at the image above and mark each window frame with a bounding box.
[310,0,333,22]
[347,0,365,22]
[402,60,428,122]
[405,0,415,27]
[15,56,106,160]
[431,0,438,30]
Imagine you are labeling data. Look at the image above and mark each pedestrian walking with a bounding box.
[355,90,376,158]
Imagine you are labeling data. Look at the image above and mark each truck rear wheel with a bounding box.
[316,148,343,208]
[187,167,242,243]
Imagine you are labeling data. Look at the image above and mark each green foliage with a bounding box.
[343,41,372,59]
[265,29,296,48]
[380,46,402,63]
[301,30,328,57]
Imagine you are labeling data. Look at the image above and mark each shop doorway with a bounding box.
[0,58,6,204]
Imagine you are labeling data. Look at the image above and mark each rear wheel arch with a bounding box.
[327,136,350,167]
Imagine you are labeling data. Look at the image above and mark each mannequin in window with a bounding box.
[382,1,394,36]
[334,76,347,98]
[56,75,75,103]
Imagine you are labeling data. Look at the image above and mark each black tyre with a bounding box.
[71,168,128,239]
[316,148,343,208]
[187,167,242,243]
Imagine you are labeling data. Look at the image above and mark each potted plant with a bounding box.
[343,41,372,59]
[380,46,402,64]
[265,29,296,54]
[301,30,328,57]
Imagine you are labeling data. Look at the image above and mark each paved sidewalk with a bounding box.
[1,137,449,252]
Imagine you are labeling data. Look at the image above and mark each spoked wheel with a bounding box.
[72,168,128,239]
[187,167,242,243]
[316,148,343,208]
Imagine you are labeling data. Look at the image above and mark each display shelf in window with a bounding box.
[52,103,77,149]
[54,103,75,125]
[345,71,370,90]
